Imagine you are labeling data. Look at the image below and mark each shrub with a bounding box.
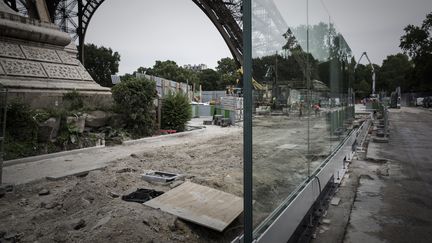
[63,90,84,110]
[6,100,38,140]
[4,101,39,159]
[161,91,191,132]
[111,77,157,137]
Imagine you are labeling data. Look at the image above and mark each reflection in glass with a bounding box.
[251,0,355,238]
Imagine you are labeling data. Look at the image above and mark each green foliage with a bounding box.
[138,60,200,85]
[216,57,239,88]
[63,90,84,110]
[4,101,39,159]
[84,43,120,87]
[198,69,220,90]
[252,53,312,83]
[112,77,157,137]
[123,57,241,91]
[377,53,413,92]
[5,100,38,140]
[400,12,432,91]
[161,91,191,132]
[354,80,372,98]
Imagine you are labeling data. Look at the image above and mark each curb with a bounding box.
[3,145,106,167]
[3,126,206,167]
[122,126,206,146]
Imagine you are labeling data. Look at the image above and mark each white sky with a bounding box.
[85,0,432,74]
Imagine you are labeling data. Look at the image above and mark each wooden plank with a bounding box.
[144,181,243,232]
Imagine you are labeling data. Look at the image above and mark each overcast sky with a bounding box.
[85,0,432,75]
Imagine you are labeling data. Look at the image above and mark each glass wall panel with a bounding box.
[251,0,355,239]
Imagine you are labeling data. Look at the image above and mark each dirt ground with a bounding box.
[252,114,340,225]
[0,112,350,242]
[0,126,244,243]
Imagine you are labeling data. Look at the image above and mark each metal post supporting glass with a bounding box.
[243,0,253,242]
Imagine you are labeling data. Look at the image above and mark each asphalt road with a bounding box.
[347,107,432,243]
[374,107,432,242]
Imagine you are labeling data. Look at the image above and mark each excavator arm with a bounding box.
[356,52,376,95]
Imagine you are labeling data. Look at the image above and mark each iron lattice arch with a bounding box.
[3,0,243,66]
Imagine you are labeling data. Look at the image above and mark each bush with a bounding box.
[63,90,84,110]
[4,101,40,159]
[111,77,157,137]
[6,101,38,140]
[161,91,191,132]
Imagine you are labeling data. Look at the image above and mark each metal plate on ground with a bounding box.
[144,181,243,232]
[142,171,180,183]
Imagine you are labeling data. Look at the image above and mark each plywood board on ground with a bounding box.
[144,181,243,232]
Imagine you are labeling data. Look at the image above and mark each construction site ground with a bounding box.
[0,112,337,242]
[0,118,244,243]
[3,106,424,243]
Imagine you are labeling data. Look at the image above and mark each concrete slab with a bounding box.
[330,197,341,206]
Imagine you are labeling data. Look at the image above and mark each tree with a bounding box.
[400,12,432,91]
[134,61,200,86]
[353,64,373,97]
[111,77,157,137]
[377,53,413,92]
[84,43,120,87]
[216,57,239,87]
[147,60,181,81]
[198,69,220,90]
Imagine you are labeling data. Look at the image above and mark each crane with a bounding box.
[355,52,376,97]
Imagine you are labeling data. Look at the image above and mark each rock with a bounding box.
[73,219,86,230]
[4,231,18,240]
[0,184,14,193]
[38,117,60,142]
[330,197,341,206]
[169,219,178,231]
[170,180,184,189]
[151,226,160,232]
[66,116,86,133]
[18,198,29,206]
[170,235,185,242]
[85,110,111,128]
[108,191,120,198]
[38,189,50,196]
[44,202,58,209]
[0,187,5,198]
[3,231,23,241]
[91,215,112,230]
[377,166,390,176]
[213,181,223,188]
[142,219,150,226]
[130,153,138,158]
[116,168,136,173]
[322,219,331,225]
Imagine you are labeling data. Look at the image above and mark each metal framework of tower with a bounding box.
[3,0,243,66]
